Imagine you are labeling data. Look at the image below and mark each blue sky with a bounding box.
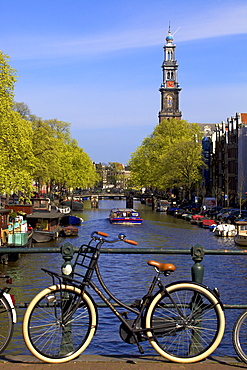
[1,0,247,165]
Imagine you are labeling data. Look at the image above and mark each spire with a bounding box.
[166,23,174,44]
[158,25,182,122]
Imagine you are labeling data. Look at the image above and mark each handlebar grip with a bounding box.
[96,231,109,237]
[124,239,138,246]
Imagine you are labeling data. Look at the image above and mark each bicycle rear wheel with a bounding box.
[23,285,97,363]
[0,295,14,353]
[145,282,225,363]
[232,310,247,363]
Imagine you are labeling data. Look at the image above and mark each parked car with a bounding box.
[216,208,236,221]
[223,210,247,224]
[201,206,223,218]
[178,203,201,213]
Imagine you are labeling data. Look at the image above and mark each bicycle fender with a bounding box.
[3,292,17,323]
[163,280,224,309]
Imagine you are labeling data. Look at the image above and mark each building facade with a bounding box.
[158,28,182,122]
[210,113,247,206]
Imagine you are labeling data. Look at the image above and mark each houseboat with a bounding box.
[234,221,247,246]
[26,212,62,243]
[5,203,33,215]
[31,197,53,212]
[59,198,83,211]
[109,208,143,225]
[0,210,33,263]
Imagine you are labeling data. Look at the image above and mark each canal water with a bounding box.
[1,199,247,359]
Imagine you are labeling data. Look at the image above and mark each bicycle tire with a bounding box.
[0,295,14,354]
[23,284,97,363]
[145,282,225,363]
[232,309,247,363]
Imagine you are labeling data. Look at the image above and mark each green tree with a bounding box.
[57,139,99,190]
[0,53,99,197]
[31,118,99,192]
[0,52,35,197]
[31,117,60,192]
[12,101,32,120]
[129,118,204,197]
[0,52,16,113]
[162,141,204,196]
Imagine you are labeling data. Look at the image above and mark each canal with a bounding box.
[1,199,246,359]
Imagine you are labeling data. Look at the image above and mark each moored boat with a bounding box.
[213,223,236,237]
[59,199,83,211]
[156,200,170,212]
[57,205,71,214]
[0,211,33,263]
[60,214,83,226]
[59,225,79,237]
[31,198,53,212]
[166,206,179,215]
[109,208,143,225]
[26,212,62,243]
[234,221,247,246]
[201,219,217,228]
[190,214,204,225]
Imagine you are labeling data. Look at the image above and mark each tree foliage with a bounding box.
[31,118,99,191]
[0,51,99,196]
[129,118,204,196]
[0,52,35,196]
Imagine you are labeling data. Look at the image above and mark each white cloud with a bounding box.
[4,4,247,61]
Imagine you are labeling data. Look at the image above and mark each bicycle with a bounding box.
[232,309,247,363]
[0,275,17,353]
[23,231,225,364]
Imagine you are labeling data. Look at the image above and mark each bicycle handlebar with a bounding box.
[91,231,138,246]
[96,231,109,237]
[124,239,138,246]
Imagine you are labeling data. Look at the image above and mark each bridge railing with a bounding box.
[1,244,247,309]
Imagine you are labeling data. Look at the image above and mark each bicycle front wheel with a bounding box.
[0,295,14,353]
[145,282,225,363]
[232,310,247,363]
[23,285,97,363]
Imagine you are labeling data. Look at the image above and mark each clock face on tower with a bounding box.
[167,81,174,88]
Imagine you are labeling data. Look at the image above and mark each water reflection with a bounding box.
[1,199,246,358]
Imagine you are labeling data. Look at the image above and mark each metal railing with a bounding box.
[1,243,247,310]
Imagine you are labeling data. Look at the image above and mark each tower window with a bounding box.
[166,95,173,107]
[167,51,173,60]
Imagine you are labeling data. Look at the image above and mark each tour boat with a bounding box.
[109,208,143,225]
[234,221,247,246]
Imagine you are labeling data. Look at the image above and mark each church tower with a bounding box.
[158,28,182,122]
